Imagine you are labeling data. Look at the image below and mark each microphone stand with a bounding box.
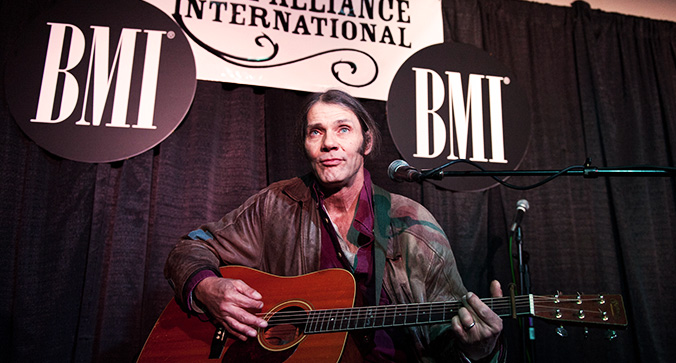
[515,226,535,363]
[419,159,676,183]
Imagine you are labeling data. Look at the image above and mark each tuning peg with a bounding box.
[606,330,618,341]
[584,326,589,339]
[555,325,568,337]
[598,294,606,305]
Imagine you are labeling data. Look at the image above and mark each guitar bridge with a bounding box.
[209,326,227,359]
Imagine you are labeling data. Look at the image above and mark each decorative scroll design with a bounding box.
[173,13,379,88]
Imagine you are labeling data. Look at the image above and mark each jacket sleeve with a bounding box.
[163,187,269,311]
[413,208,506,363]
[383,192,472,361]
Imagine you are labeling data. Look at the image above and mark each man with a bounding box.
[164,89,505,362]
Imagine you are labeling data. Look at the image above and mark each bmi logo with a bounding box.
[411,68,509,163]
[387,43,531,191]
[5,0,196,163]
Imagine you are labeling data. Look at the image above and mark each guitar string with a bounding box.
[260,305,616,333]
[255,295,606,320]
[250,298,612,339]
[254,296,614,327]
[256,301,527,325]
[256,296,606,323]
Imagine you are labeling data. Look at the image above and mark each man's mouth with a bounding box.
[320,158,342,166]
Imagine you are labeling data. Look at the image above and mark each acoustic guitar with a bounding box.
[138,266,627,362]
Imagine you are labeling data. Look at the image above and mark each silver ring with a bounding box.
[464,321,476,331]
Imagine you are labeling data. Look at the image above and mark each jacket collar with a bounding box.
[281,173,315,203]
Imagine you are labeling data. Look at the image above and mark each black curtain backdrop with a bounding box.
[2,0,675,362]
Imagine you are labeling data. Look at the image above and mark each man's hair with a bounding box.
[297,89,381,158]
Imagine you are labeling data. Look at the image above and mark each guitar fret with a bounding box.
[349,308,358,330]
[334,309,342,331]
[360,307,368,328]
[374,305,385,327]
[402,305,415,324]
[317,309,327,333]
[311,309,320,333]
[422,303,430,323]
[348,307,357,330]
[336,308,344,331]
[327,309,336,331]
[345,306,353,330]
[334,308,344,332]
[326,310,338,331]
[379,305,390,327]
[388,305,397,327]
[356,307,363,329]
[322,309,332,332]
[395,304,406,325]
[365,307,373,328]
[316,309,327,333]
[326,309,336,332]
[306,310,317,334]
[434,302,447,323]
[352,307,361,329]
[335,309,344,331]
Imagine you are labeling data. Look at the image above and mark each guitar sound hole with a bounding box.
[261,306,307,350]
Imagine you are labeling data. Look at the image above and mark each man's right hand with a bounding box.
[193,276,268,341]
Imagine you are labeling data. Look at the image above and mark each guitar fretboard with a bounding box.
[297,296,533,334]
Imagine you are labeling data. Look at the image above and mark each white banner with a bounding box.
[144,0,442,100]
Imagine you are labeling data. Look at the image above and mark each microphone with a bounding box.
[510,199,530,232]
[388,160,422,182]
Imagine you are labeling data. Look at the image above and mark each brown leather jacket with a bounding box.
[165,174,470,361]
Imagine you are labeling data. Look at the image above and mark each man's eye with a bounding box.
[339,127,350,133]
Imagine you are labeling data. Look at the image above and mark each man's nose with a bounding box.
[321,132,338,150]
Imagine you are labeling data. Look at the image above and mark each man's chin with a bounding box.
[314,173,348,189]
[313,168,362,191]
[317,177,344,189]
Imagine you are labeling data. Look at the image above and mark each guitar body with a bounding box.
[138,266,356,362]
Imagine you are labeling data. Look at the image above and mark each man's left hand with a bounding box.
[451,280,504,361]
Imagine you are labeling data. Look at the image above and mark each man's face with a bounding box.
[304,102,372,190]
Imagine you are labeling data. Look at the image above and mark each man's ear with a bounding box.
[363,131,373,156]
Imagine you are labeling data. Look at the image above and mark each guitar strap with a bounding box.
[372,185,392,305]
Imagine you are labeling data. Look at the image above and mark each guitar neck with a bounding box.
[300,295,532,334]
[290,292,627,334]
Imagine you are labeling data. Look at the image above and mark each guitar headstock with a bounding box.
[532,294,627,327]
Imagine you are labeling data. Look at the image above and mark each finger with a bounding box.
[232,279,263,301]
[229,290,264,310]
[220,302,268,329]
[461,292,481,320]
[451,312,478,344]
[228,280,263,306]
[463,292,502,330]
[451,315,469,339]
[222,316,256,341]
[490,280,503,298]
[464,292,490,320]
[456,306,476,332]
